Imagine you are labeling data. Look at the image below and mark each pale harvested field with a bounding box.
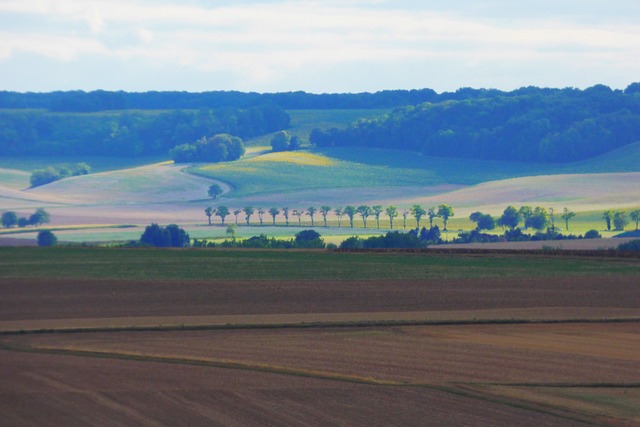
[408,172,640,216]
[26,163,222,204]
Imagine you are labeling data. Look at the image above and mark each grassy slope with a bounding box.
[188,141,640,205]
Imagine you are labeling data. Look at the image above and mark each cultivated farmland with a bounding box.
[1,248,639,425]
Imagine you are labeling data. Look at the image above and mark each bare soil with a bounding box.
[2,275,639,328]
[2,272,638,425]
[0,349,590,427]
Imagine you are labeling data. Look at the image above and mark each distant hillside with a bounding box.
[311,84,640,163]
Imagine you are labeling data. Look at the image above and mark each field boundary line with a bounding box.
[2,316,639,336]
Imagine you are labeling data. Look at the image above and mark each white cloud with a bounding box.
[0,0,638,91]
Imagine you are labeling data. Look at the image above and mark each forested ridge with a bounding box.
[310,83,640,163]
[0,105,289,156]
[1,83,639,161]
[0,89,443,112]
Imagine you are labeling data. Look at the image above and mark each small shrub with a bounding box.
[584,229,602,239]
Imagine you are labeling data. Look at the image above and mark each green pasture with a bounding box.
[190,141,640,201]
[245,109,390,147]
[2,247,639,282]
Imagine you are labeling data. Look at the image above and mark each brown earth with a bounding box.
[7,323,639,386]
[2,276,639,328]
[2,275,639,425]
[0,349,591,427]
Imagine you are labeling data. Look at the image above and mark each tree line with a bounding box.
[202,204,456,230]
[1,208,50,228]
[310,84,640,163]
[0,88,474,112]
[202,204,640,233]
[0,105,289,157]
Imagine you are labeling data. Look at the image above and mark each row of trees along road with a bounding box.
[203,204,640,232]
[204,204,456,229]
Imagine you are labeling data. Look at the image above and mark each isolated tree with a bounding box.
[410,205,426,229]
[499,206,520,230]
[243,206,254,226]
[548,208,556,232]
[208,184,223,199]
[270,130,291,152]
[469,212,496,231]
[307,206,317,227]
[27,208,50,227]
[282,207,290,226]
[320,206,331,227]
[603,210,614,231]
[294,229,325,249]
[233,209,241,224]
[2,211,18,228]
[226,223,237,241]
[561,208,576,231]
[428,207,437,228]
[257,208,265,226]
[613,211,628,231]
[344,206,357,228]
[385,206,398,229]
[293,209,303,226]
[526,207,549,231]
[37,230,57,247]
[165,224,191,247]
[216,206,230,225]
[334,207,344,227]
[631,209,640,231]
[437,204,454,231]
[204,207,214,226]
[519,206,533,229]
[372,205,383,229]
[17,217,29,228]
[401,209,409,230]
[269,207,279,225]
[357,205,372,228]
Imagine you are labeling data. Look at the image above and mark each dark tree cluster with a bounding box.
[140,223,191,247]
[0,105,288,157]
[170,134,245,163]
[270,131,301,152]
[30,162,91,187]
[310,84,640,163]
[2,208,50,228]
[193,230,325,249]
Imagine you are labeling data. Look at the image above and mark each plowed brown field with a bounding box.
[1,264,639,425]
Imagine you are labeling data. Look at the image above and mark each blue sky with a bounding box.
[1,0,638,93]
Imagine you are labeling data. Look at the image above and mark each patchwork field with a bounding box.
[1,248,639,425]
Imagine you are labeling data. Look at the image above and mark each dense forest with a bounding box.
[1,84,639,160]
[310,83,640,163]
[0,89,444,112]
[0,105,288,156]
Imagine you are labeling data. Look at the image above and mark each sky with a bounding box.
[1,0,639,94]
